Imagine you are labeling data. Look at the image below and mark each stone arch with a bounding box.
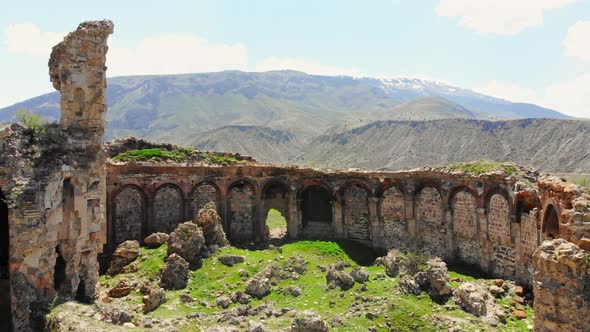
[341,183,370,241]
[227,180,256,242]
[380,184,406,249]
[153,183,184,234]
[190,181,221,218]
[113,185,145,245]
[414,185,445,257]
[542,204,560,239]
[451,189,479,265]
[0,187,12,331]
[261,179,290,239]
[487,193,516,278]
[299,184,333,238]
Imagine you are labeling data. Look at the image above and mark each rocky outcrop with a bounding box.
[218,255,245,267]
[144,233,169,248]
[290,310,329,332]
[398,275,421,295]
[142,285,167,313]
[195,202,228,247]
[326,263,355,290]
[108,279,135,298]
[533,239,590,332]
[167,222,205,268]
[245,277,271,299]
[415,258,452,300]
[350,267,370,283]
[107,240,140,275]
[453,282,506,326]
[160,253,190,290]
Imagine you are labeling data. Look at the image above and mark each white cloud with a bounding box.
[107,35,248,76]
[4,23,64,57]
[476,77,590,118]
[436,0,577,35]
[563,20,590,61]
[255,56,362,77]
[476,81,539,103]
[542,74,590,118]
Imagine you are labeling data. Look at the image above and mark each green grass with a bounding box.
[446,160,519,176]
[112,148,194,163]
[95,241,534,331]
[203,153,241,165]
[566,175,590,189]
[265,208,286,231]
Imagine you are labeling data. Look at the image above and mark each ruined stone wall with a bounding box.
[191,183,219,218]
[415,186,446,258]
[452,191,479,265]
[488,194,516,278]
[113,186,144,245]
[153,184,184,234]
[342,184,370,241]
[533,239,590,332]
[227,183,255,242]
[381,186,407,249]
[0,21,113,331]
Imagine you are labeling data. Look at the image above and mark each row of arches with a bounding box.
[110,178,561,260]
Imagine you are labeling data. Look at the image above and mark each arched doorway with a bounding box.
[543,204,559,239]
[0,187,12,331]
[262,181,290,240]
[300,185,332,237]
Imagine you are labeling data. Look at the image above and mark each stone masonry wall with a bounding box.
[228,184,255,242]
[520,211,540,280]
[533,239,590,332]
[191,183,218,218]
[114,186,144,245]
[154,185,184,234]
[415,187,445,258]
[381,186,407,249]
[488,194,516,278]
[452,191,479,265]
[342,184,370,241]
[0,21,113,331]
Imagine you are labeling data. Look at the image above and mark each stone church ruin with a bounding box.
[0,20,589,331]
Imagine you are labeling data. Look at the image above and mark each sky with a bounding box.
[1,0,590,118]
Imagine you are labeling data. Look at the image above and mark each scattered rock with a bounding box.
[217,295,232,309]
[399,275,421,295]
[143,286,166,313]
[351,267,370,283]
[108,278,135,298]
[286,255,308,274]
[489,285,505,298]
[514,286,525,297]
[290,310,329,332]
[101,305,133,325]
[285,285,302,297]
[107,240,140,275]
[167,222,205,268]
[326,264,355,290]
[218,254,245,267]
[420,258,452,300]
[494,279,504,287]
[180,294,195,303]
[245,277,271,299]
[144,232,170,248]
[375,250,403,277]
[453,282,505,325]
[247,320,268,332]
[513,310,527,320]
[195,202,229,247]
[160,253,190,290]
[230,291,252,304]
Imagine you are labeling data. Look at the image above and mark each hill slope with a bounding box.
[0,71,568,144]
[295,118,590,173]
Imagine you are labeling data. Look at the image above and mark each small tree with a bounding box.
[15,109,47,132]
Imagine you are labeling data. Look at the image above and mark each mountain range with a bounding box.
[1,70,587,172]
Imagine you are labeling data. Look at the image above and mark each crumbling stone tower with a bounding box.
[0,20,113,331]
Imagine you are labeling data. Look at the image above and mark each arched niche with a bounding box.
[114,185,145,244]
[227,181,256,242]
[153,184,184,234]
[341,183,370,241]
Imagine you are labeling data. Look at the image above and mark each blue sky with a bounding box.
[1,0,589,117]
